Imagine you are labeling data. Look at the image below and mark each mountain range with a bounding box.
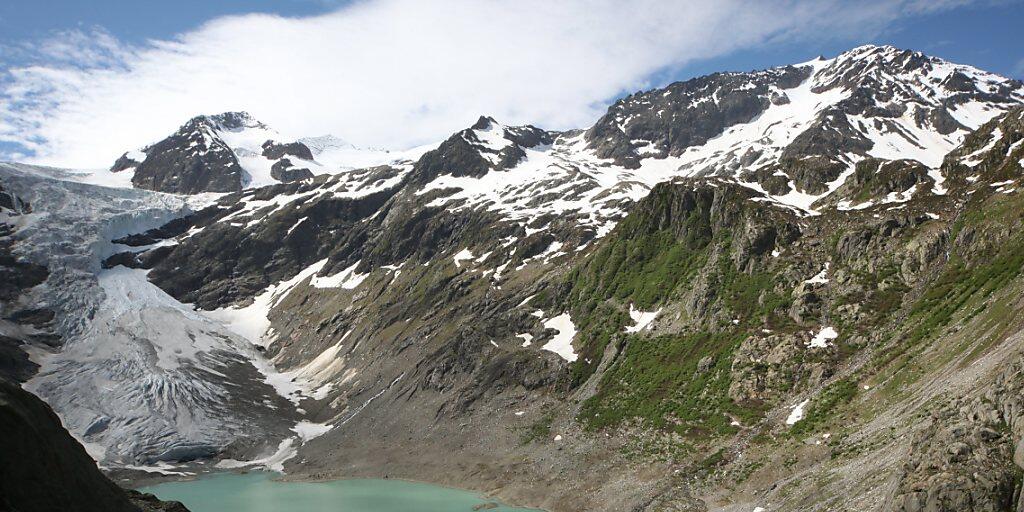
[3,44,1024,511]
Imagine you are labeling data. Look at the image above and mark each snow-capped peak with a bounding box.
[408,46,1024,245]
[202,111,269,132]
[811,43,1023,101]
[464,116,514,156]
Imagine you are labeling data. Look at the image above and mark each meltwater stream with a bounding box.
[141,472,539,512]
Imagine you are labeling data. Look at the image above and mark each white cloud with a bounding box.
[0,0,983,167]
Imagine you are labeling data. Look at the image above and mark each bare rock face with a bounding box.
[586,65,811,168]
[109,112,279,194]
[127,115,247,194]
[111,152,141,173]
[727,333,836,405]
[0,378,189,512]
[888,358,1024,512]
[11,46,1024,512]
[942,106,1024,194]
[270,158,315,182]
[261,141,317,182]
[817,158,933,209]
[409,116,554,186]
[262,140,314,161]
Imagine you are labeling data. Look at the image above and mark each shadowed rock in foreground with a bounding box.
[0,378,188,512]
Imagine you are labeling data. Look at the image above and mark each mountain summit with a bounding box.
[109,111,316,193]
[3,45,1024,512]
[587,44,1023,198]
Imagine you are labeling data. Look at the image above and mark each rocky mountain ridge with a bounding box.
[2,44,1024,511]
[109,112,432,195]
[110,112,319,193]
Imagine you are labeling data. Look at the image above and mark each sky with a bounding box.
[0,0,1021,167]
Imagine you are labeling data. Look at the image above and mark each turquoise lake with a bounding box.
[140,472,540,512]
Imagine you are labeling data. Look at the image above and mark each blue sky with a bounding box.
[3,0,1020,79]
[682,2,1024,80]
[0,0,1022,166]
[0,1,326,43]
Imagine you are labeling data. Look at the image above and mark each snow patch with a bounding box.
[786,400,809,425]
[963,128,1003,167]
[121,461,193,476]
[625,304,661,333]
[204,259,328,347]
[286,216,308,235]
[216,438,297,473]
[453,248,475,268]
[293,421,333,443]
[805,263,830,284]
[311,261,367,290]
[542,313,577,362]
[807,326,838,348]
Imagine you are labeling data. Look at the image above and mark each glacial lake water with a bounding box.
[140,471,540,512]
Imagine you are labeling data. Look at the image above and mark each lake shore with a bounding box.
[139,470,544,512]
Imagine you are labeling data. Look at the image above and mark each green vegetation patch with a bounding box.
[713,253,793,330]
[519,411,555,445]
[789,379,858,437]
[579,329,761,437]
[883,234,1024,372]
[563,195,715,384]
[567,209,712,311]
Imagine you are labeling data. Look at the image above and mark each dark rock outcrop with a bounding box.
[111,152,142,173]
[0,335,37,384]
[409,117,553,186]
[111,112,271,194]
[888,357,1024,512]
[270,159,315,182]
[262,140,316,182]
[0,378,189,512]
[820,158,934,208]
[942,106,1024,194]
[262,140,314,161]
[0,242,48,303]
[146,177,400,309]
[0,183,30,214]
[128,115,246,194]
[585,66,810,168]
